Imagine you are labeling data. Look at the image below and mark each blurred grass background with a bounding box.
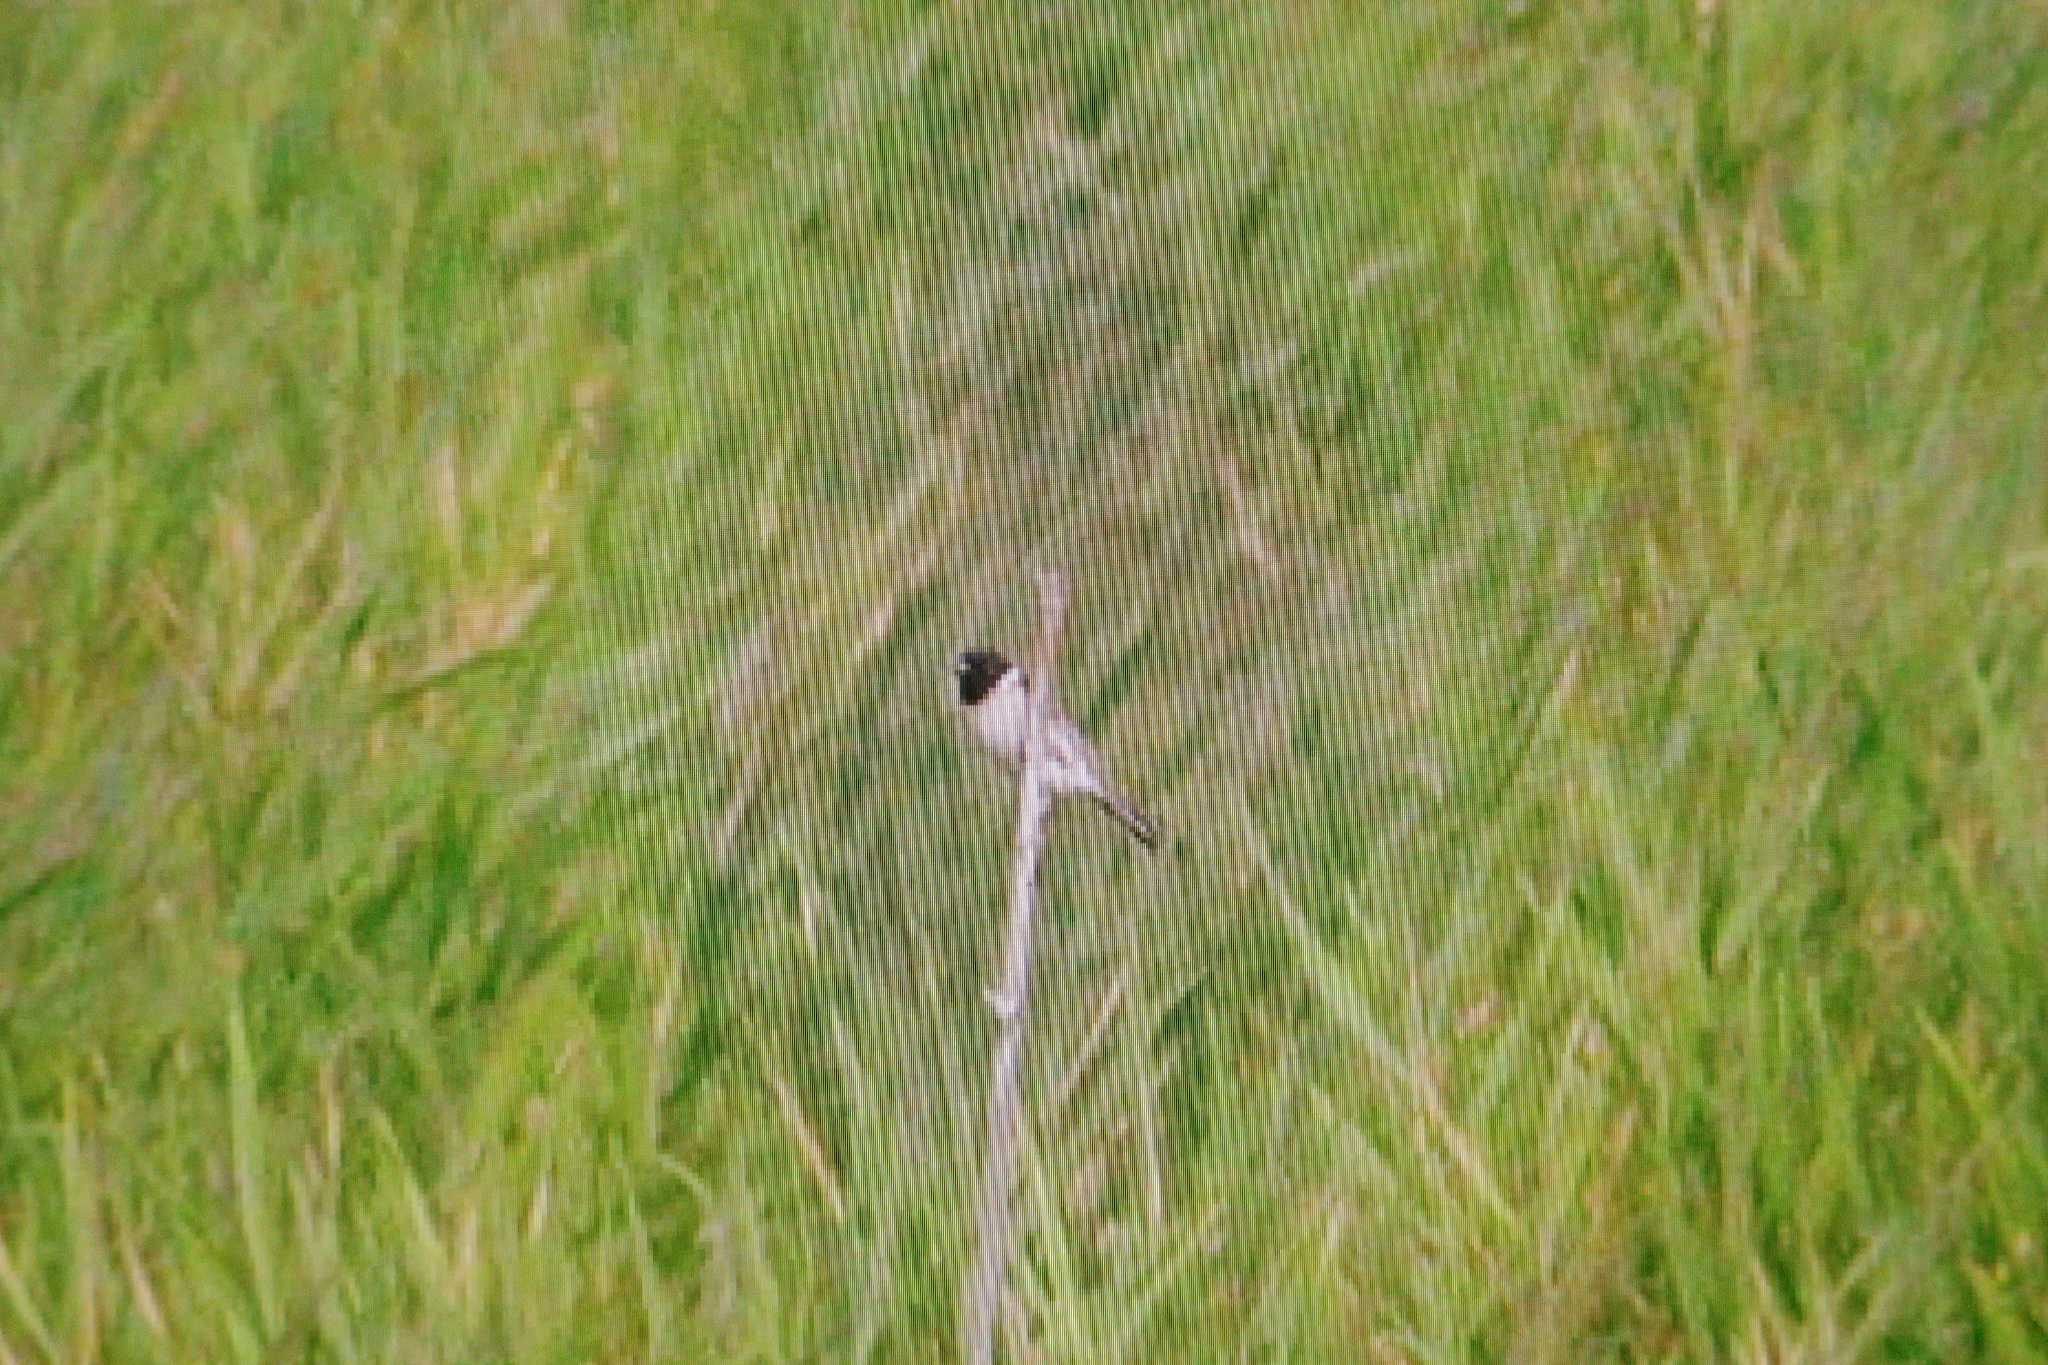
[3,0,2045,1359]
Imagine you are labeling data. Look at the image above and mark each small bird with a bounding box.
[955,647,1158,849]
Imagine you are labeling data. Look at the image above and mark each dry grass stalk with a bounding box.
[964,568,1069,1364]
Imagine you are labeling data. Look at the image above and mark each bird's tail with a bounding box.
[1092,790,1159,850]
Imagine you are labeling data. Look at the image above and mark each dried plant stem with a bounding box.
[964,569,1068,1364]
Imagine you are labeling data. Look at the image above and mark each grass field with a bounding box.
[3,1,2046,1359]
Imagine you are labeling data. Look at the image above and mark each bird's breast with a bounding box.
[969,679,1031,763]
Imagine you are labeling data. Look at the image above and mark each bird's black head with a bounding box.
[955,648,1013,706]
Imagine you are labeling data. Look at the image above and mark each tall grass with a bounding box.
[3,0,2044,1359]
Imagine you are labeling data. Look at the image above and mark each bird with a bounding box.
[954,647,1158,849]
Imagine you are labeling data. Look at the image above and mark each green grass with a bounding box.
[3,0,2045,1359]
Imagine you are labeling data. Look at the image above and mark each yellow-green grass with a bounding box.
[3,1,2044,1359]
